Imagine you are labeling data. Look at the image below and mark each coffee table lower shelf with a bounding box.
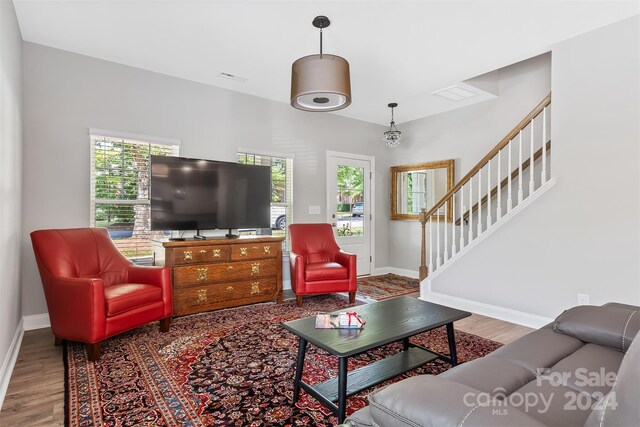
[299,347,439,413]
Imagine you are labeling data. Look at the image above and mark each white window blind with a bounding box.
[90,133,179,261]
[237,151,293,251]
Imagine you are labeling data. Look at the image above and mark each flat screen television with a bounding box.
[150,156,271,235]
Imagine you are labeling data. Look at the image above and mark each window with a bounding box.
[237,151,293,250]
[90,131,179,261]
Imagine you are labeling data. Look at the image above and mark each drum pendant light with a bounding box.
[291,16,352,112]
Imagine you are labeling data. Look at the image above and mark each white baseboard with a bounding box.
[0,319,24,411]
[23,313,51,331]
[371,267,419,279]
[423,285,552,329]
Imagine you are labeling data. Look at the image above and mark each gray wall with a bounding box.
[385,53,552,271]
[21,42,389,316]
[0,0,23,397]
[430,16,640,318]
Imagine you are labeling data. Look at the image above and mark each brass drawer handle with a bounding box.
[263,245,271,254]
[226,286,234,292]
[184,250,193,260]
[212,249,221,258]
[240,247,248,256]
[252,246,258,250]
[197,267,208,281]
[251,262,260,275]
[199,250,207,254]
[251,281,260,294]
[197,289,207,303]
[227,265,234,270]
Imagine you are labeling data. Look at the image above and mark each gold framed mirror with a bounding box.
[390,159,454,221]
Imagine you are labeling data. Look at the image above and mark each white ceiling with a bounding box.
[13,1,639,125]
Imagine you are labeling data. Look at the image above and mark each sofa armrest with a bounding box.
[127,265,173,317]
[335,250,357,290]
[553,305,640,351]
[46,277,106,343]
[346,375,546,427]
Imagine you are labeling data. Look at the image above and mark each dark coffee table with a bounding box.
[281,296,471,423]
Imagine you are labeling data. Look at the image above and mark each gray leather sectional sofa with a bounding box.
[346,303,640,427]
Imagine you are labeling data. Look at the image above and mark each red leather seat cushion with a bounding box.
[305,262,348,281]
[105,283,162,316]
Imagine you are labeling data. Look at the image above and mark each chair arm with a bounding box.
[289,252,307,293]
[347,375,546,427]
[335,250,356,268]
[46,277,106,343]
[127,265,173,317]
[335,250,357,290]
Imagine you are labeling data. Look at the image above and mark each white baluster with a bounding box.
[459,186,465,249]
[428,218,433,273]
[542,107,547,183]
[452,191,457,255]
[436,213,441,268]
[529,117,535,194]
[444,198,449,262]
[477,168,482,235]
[507,140,513,212]
[497,148,502,220]
[518,130,523,204]
[468,178,474,242]
[487,158,492,227]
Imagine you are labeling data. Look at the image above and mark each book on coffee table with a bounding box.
[315,312,366,329]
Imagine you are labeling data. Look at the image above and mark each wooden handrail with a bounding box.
[455,140,551,225]
[419,93,551,282]
[420,93,551,221]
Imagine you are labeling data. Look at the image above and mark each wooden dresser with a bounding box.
[152,236,284,316]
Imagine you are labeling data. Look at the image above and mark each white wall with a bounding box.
[21,43,389,316]
[385,53,552,272]
[0,0,23,408]
[429,16,640,319]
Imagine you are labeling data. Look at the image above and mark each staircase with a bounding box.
[419,94,553,281]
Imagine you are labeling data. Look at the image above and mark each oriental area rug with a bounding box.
[356,273,420,301]
[65,295,501,426]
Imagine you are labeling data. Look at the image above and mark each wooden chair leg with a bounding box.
[54,336,63,346]
[160,317,172,332]
[85,342,101,361]
[349,291,356,304]
[296,295,303,307]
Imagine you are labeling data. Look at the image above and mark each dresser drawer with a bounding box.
[173,245,231,265]
[230,243,279,261]
[173,278,277,315]
[173,258,278,287]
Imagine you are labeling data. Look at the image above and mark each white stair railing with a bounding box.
[419,94,552,281]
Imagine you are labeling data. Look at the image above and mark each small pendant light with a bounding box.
[383,103,402,148]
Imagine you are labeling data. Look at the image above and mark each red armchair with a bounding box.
[289,223,357,306]
[30,228,173,361]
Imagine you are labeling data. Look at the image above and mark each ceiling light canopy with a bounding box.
[291,16,351,112]
[383,103,402,148]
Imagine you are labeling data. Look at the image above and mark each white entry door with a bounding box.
[326,152,374,276]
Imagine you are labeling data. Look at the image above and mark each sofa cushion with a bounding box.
[490,328,584,374]
[440,356,535,397]
[364,375,545,427]
[104,283,162,316]
[304,262,348,281]
[553,305,639,352]
[546,343,624,399]
[512,380,594,427]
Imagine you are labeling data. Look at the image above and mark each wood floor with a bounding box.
[0,293,532,426]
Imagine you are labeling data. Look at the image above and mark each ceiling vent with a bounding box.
[432,85,477,101]
[218,72,248,83]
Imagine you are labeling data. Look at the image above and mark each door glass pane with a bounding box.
[336,165,364,237]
